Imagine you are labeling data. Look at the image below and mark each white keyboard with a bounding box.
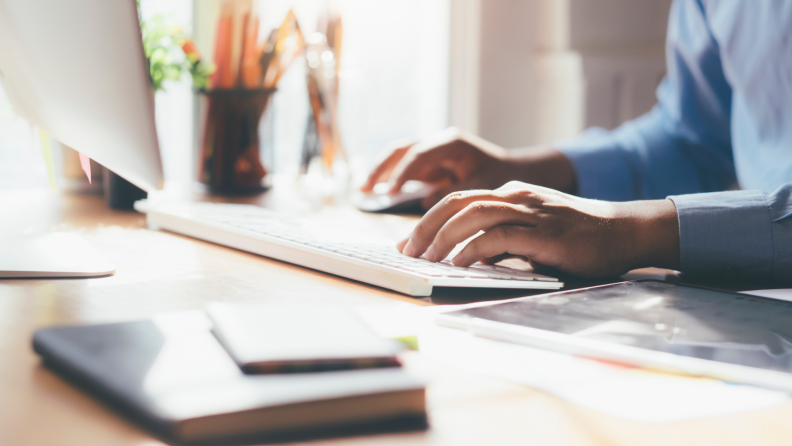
[135,201,563,296]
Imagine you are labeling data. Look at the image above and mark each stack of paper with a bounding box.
[357,297,790,423]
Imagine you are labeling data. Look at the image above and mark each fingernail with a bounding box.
[403,239,416,257]
[425,245,437,262]
[452,252,465,265]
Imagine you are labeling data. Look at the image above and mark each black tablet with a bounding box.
[437,280,792,391]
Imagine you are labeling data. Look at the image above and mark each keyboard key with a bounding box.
[459,271,489,279]
[413,268,447,277]
[441,272,467,278]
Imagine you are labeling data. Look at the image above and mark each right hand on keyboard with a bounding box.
[397,181,681,279]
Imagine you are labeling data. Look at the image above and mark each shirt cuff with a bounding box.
[557,135,637,202]
[668,190,774,278]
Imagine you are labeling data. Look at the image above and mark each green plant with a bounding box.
[138,3,213,92]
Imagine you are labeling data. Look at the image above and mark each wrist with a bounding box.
[502,146,578,194]
[619,199,681,270]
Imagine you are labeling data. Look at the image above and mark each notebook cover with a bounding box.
[32,311,426,445]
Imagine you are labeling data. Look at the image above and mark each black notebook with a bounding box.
[32,311,427,445]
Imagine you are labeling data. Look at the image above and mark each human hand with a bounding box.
[361,127,578,210]
[359,128,510,209]
[398,181,680,278]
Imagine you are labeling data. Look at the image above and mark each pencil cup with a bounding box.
[197,88,275,194]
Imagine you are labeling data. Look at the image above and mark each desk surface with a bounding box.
[2,187,792,446]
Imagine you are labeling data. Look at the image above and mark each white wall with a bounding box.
[567,0,671,51]
[477,0,540,146]
[451,0,673,148]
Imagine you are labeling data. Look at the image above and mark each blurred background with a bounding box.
[0,0,671,192]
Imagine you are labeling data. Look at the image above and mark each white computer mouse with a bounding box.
[353,180,436,213]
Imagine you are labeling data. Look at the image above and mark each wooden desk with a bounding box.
[2,188,792,446]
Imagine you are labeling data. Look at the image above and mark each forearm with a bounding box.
[501,146,578,195]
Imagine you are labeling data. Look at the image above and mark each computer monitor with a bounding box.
[0,0,163,191]
[0,0,163,278]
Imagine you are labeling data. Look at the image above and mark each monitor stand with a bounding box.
[0,233,115,278]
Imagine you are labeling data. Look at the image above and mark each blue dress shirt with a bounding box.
[557,0,792,281]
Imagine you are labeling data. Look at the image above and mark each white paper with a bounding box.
[741,289,792,302]
[358,301,790,423]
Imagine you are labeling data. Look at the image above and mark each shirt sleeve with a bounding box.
[669,183,792,281]
[557,0,736,201]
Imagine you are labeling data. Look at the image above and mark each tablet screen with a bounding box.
[450,281,792,373]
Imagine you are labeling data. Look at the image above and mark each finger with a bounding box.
[396,237,409,252]
[421,178,486,210]
[452,225,547,267]
[387,130,464,194]
[361,144,412,192]
[424,202,540,262]
[402,190,519,258]
[420,169,456,185]
[387,149,440,194]
[361,147,408,192]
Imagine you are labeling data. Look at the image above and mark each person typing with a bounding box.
[362,0,792,281]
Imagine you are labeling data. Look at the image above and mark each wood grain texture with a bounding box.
[1,187,791,446]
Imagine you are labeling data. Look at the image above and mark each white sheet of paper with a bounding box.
[741,289,792,301]
[357,299,790,423]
